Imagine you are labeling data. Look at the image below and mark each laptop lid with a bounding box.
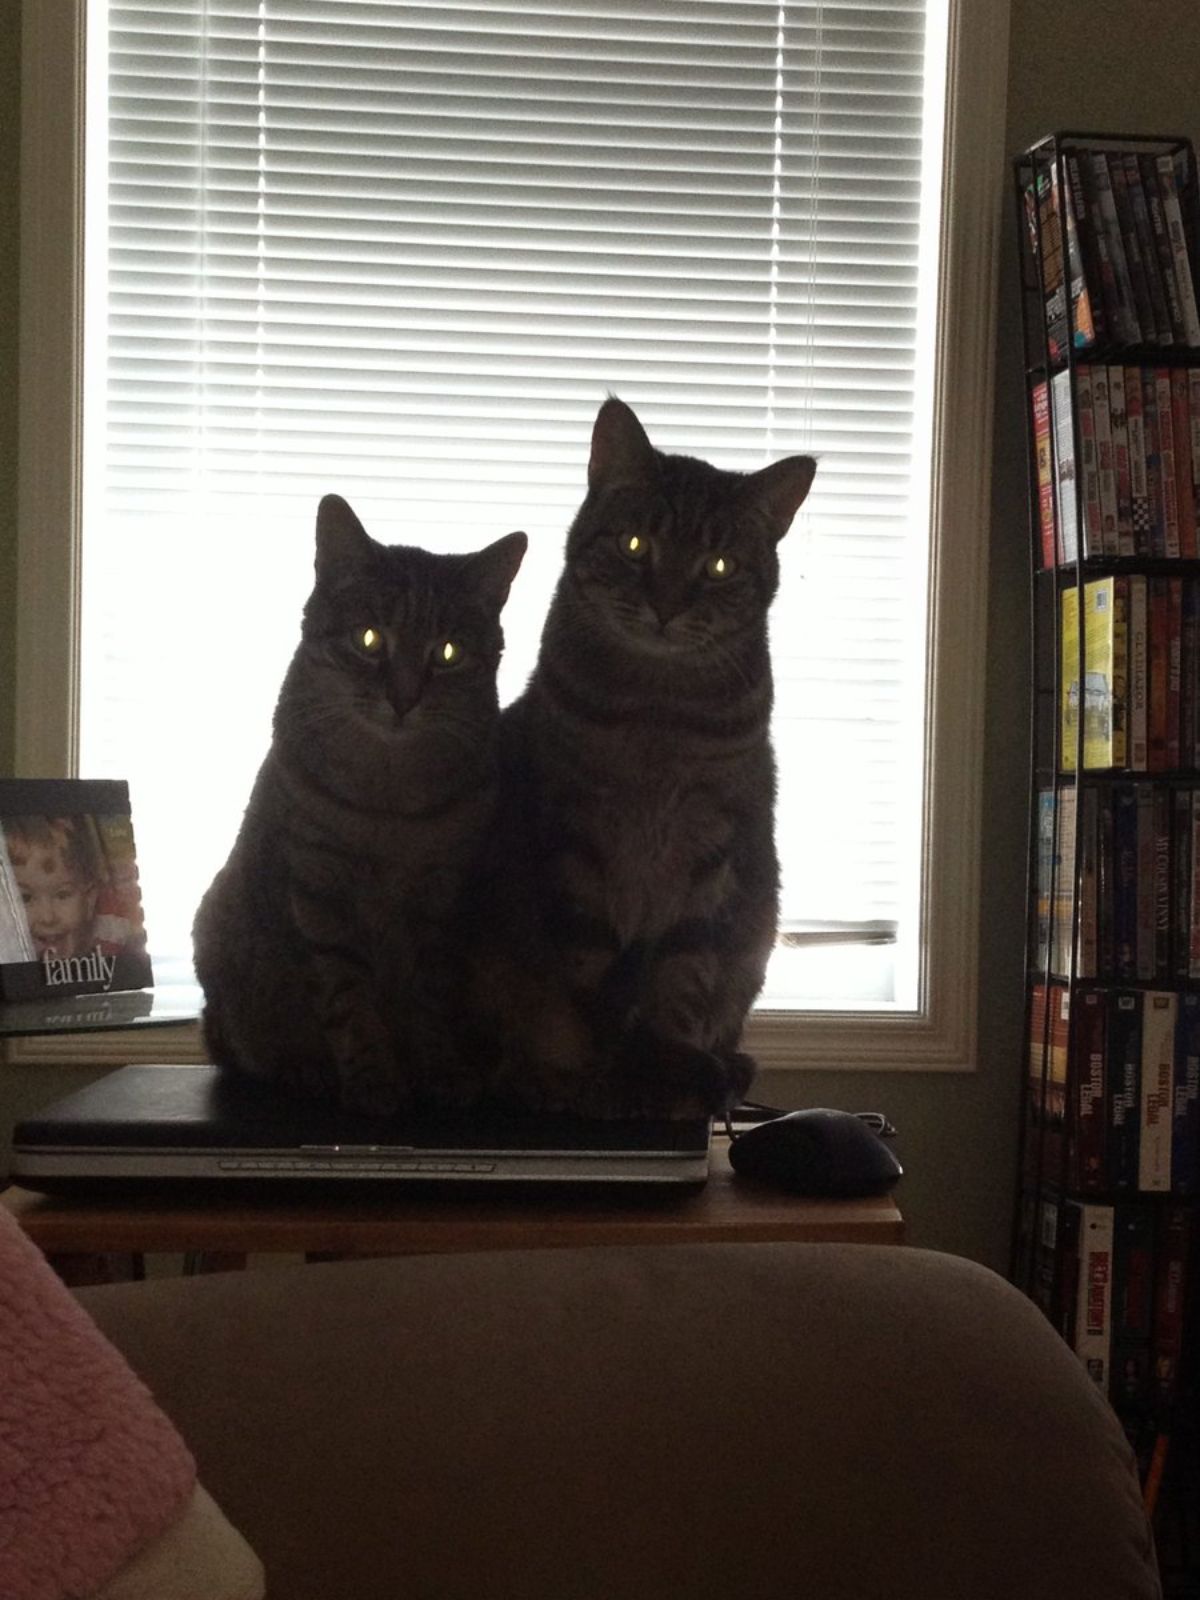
[12,1064,711,1190]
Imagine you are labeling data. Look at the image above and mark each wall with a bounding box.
[4,0,1200,1271]
[0,0,20,776]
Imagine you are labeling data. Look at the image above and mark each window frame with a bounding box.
[9,0,1011,1073]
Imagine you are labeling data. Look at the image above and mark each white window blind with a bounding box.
[83,0,943,1008]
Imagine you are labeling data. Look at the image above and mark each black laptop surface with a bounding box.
[11,1064,711,1192]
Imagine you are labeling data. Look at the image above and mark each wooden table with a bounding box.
[2,1143,903,1259]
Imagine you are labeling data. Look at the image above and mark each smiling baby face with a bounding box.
[7,818,102,960]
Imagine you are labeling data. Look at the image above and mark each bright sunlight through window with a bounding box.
[81,0,949,1011]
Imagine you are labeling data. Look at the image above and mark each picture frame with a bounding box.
[0,779,154,1001]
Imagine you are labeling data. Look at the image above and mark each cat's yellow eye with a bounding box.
[436,639,463,667]
[704,553,735,580]
[357,626,384,654]
[619,532,649,561]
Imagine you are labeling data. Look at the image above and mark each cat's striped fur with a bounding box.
[466,398,816,1119]
[193,494,526,1116]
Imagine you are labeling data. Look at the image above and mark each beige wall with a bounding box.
[0,0,20,776]
[3,0,1200,1270]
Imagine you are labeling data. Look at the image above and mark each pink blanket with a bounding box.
[0,1206,195,1600]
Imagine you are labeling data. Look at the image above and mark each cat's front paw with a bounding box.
[617,1028,757,1119]
[679,1048,757,1119]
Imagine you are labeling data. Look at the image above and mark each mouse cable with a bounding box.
[724,1101,897,1140]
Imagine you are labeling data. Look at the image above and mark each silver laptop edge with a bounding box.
[15,1146,710,1184]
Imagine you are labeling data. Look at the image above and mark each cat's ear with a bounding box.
[740,456,817,542]
[588,397,657,492]
[465,530,528,611]
[314,494,374,578]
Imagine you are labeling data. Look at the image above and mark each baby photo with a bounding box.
[0,781,153,999]
[5,814,109,961]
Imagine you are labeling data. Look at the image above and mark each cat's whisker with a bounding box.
[694,634,755,692]
[426,723,485,761]
[290,704,372,736]
[430,708,492,737]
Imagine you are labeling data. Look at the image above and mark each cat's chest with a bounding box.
[272,790,480,928]
[594,778,718,862]
[269,754,486,875]
[574,777,734,937]
[292,833,462,908]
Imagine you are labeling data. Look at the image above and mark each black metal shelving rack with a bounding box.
[1011,129,1200,1594]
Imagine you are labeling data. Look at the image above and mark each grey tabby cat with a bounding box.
[467,398,816,1119]
[193,493,526,1117]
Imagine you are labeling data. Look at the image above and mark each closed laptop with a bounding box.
[12,1064,711,1192]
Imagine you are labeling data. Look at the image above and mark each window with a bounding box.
[15,0,1010,1070]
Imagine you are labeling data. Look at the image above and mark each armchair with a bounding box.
[69,1240,1161,1599]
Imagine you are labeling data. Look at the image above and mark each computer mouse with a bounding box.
[728,1108,903,1198]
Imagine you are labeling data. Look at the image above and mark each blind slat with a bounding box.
[82,0,940,1001]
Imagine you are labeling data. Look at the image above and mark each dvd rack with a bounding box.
[1012,129,1200,1588]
